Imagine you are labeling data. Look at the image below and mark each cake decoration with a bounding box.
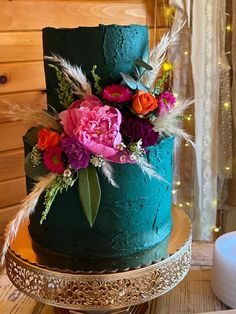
[0,24,193,266]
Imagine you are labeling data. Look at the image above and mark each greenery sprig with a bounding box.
[91,65,102,95]
[40,173,75,224]
[49,64,74,108]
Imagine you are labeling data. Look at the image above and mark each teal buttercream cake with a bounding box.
[27,25,174,270]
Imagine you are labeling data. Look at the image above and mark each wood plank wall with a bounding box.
[0,0,168,242]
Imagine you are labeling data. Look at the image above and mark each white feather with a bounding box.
[136,157,170,185]
[141,21,185,88]
[0,101,61,131]
[151,98,195,146]
[101,161,119,188]
[0,174,56,266]
[46,54,92,97]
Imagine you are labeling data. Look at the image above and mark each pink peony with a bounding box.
[102,84,132,103]
[59,105,122,158]
[69,95,103,110]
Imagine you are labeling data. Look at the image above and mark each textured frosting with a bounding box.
[28,137,174,259]
[26,24,174,268]
[43,24,148,112]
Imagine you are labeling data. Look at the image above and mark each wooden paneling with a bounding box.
[0,122,29,152]
[0,91,47,123]
[0,32,42,63]
[0,61,45,94]
[0,28,167,65]
[0,205,19,234]
[0,149,24,181]
[0,178,26,209]
[0,1,149,30]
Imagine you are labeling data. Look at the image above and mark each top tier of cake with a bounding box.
[43,24,149,112]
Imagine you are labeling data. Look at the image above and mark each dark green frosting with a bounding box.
[26,25,173,270]
[28,137,174,263]
[43,24,149,112]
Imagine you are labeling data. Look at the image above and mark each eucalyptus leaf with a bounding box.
[135,59,153,71]
[78,166,101,227]
[136,81,149,92]
[120,72,137,89]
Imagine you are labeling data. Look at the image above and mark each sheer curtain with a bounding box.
[168,0,234,239]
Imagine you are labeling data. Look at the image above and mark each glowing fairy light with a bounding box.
[223,102,230,109]
[213,227,221,233]
[226,25,232,31]
[184,51,189,56]
[178,203,183,208]
[176,181,181,186]
[225,166,230,171]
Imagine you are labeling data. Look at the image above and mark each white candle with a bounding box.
[211,231,236,308]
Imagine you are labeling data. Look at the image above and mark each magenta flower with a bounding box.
[59,105,122,158]
[61,136,90,170]
[102,84,132,103]
[158,91,176,116]
[43,146,65,174]
[69,95,103,110]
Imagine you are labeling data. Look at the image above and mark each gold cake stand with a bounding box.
[5,206,192,314]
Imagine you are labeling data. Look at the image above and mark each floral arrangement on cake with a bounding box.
[0,25,193,264]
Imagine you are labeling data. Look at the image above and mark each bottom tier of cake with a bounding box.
[28,137,174,267]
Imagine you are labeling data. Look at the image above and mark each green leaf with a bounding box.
[135,59,153,71]
[78,166,101,227]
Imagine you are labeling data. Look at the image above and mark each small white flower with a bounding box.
[90,155,104,167]
[63,168,72,177]
[117,142,126,151]
[130,154,137,161]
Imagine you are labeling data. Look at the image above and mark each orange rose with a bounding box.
[132,91,158,115]
[37,128,60,151]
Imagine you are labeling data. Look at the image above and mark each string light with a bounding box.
[173,92,178,98]
[225,166,230,171]
[172,189,177,195]
[182,114,192,121]
[184,143,189,147]
[185,202,191,206]
[184,51,189,56]
[226,25,232,31]
[213,226,221,233]
[178,203,183,208]
[212,199,217,206]
[176,181,181,186]
[223,102,230,109]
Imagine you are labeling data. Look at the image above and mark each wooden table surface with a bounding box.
[0,241,232,314]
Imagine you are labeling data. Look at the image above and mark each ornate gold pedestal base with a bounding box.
[5,207,191,313]
[54,303,148,314]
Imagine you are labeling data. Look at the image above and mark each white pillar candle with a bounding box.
[211,231,236,308]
